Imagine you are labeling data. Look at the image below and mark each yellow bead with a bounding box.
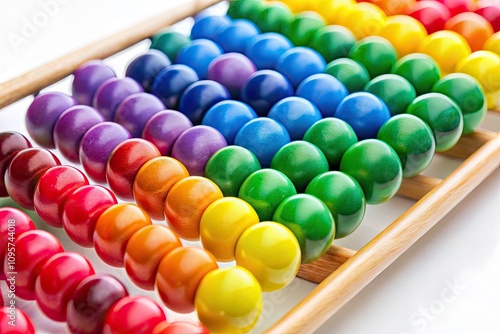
[314,0,355,24]
[282,0,313,13]
[485,32,500,56]
[343,3,387,39]
[200,197,259,262]
[456,51,500,93]
[379,15,427,58]
[195,266,262,334]
[486,91,499,109]
[235,222,301,292]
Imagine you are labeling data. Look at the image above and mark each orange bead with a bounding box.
[164,176,223,241]
[156,247,218,313]
[364,0,416,15]
[124,225,182,290]
[445,12,494,52]
[133,157,189,221]
[93,204,152,267]
[379,15,427,57]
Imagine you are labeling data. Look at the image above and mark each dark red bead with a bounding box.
[0,132,32,197]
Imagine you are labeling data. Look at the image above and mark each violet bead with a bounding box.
[93,78,143,121]
[72,60,116,106]
[26,92,77,148]
[142,110,193,156]
[171,126,227,176]
[54,106,105,163]
[207,53,256,98]
[79,122,131,183]
[126,50,171,91]
[114,93,165,138]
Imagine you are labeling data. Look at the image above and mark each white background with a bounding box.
[0,1,499,333]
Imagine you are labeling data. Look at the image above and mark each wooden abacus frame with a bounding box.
[1,0,499,332]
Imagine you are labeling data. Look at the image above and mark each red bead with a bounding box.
[0,132,32,197]
[4,148,60,210]
[33,166,89,228]
[408,1,452,34]
[476,1,500,32]
[153,321,209,334]
[102,296,167,334]
[106,138,160,200]
[5,230,63,300]
[35,252,95,321]
[436,0,474,17]
[0,307,35,334]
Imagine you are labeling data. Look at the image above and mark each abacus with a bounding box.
[0,0,500,333]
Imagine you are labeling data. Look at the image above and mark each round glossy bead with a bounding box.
[93,204,152,267]
[436,0,473,17]
[364,0,415,15]
[325,58,371,93]
[133,157,189,221]
[72,60,116,105]
[273,194,335,263]
[319,0,355,24]
[433,73,487,134]
[445,12,494,52]
[0,307,35,334]
[379,15,427,57]
[255,3,293,33]
[456,50,500,93]
[475,2,500,32]
[92,77,143,121]
[216,19,260,53]
[309,25,356,63]
[33,166,89,227]
[245,33,292,70]
[275,47,326,88]
[234,118,291,168]
[35,252,95,321]
[176,39,223,79]
[191,15,232,40]
[156,247,218,313]
[151,64,199,109]
[5,148,61,210]
[391,53,441,96]
[0,132,32,197]
[153,321,209,334]
[227,0,265,19]
[238,169,297,221]
[164,176,223,240]
[67,274,128,334]
[306,172,366,238]
[200,197,259,262]
[102,296,167,334]
[364,74,417,115]
[205,146,261,197]
[408,1,451,34]
[62,185,117,247]
[124,225,182,290]
[342,3,387,39]
[419,31,471,75]
[126,50,171,91]
[150,30,190,61]
[349,36,397,79]
[106,138,161,200]
[26,92,77,148]
[79,122,131,183]
[53,106,105,163]
[240,70,294,116]
[377,114,435,178]
[207,53,256,98]
[195,266,262,334]
[296,74,348,118]
[406,93,464,152]
[285,11,326,46]
[485,32,500,55]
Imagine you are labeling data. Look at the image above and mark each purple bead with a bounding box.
[72,60,116,106]
[125,50,171,91]
[142,110,193,156]
[207,53,256,98]
[171,126,227,176]
[26,92,77,148]
[54,106,105,163]
[114,93,165,138]
[79,122,131,183]
[93,78,143,121]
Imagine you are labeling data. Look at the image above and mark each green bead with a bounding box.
[270,141,329,193]
[285,12,326,46]
[205,146,261,197]
[309,25,356,63]
[432,73,487,134]
[340,139,402,205]
[303,118,358,169]
[377,114,435,178]
[349,37,397,79]
[392,53,441,96]
[255,2,293,33]
[364,74,417,116]
[150,30,190,61]
[273,194,335,263]
[239,169,297,221]
[325,58,370,93]
[406,93,464,152]
[227,0,265,20]
[306,172,365,239]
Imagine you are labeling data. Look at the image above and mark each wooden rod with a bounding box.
[442,129,496,159]
[266,132,500,334]
[297,245,356,284]
[397,175,442,201]
[0,0,222,109]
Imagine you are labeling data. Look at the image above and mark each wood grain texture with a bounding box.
[397,175,442,201]
[297,246,356,284]
[442,129,496,159]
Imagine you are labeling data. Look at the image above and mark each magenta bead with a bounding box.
[72,60,116,106]
[0,132,32,197]
[206,53,256,98]
[92,78,143,121]
[26,92,77,148]
[114,93,165,138]
[171,125,227,176]
[142,110,193,156]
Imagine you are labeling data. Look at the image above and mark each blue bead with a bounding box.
[268,97,323,140]
[234,117,291,168]
[176,39,223,79]
[216,19,260,53]
[191,15,232,41]
[179,80,231,125]
[125,50,171,91]
[334,92,391,140]
[151,64,199,109]
[245,33,293,70]
[275,47,326,88]
[202,100,257,144]
[296,74,348,118]
[240,70,294,116]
